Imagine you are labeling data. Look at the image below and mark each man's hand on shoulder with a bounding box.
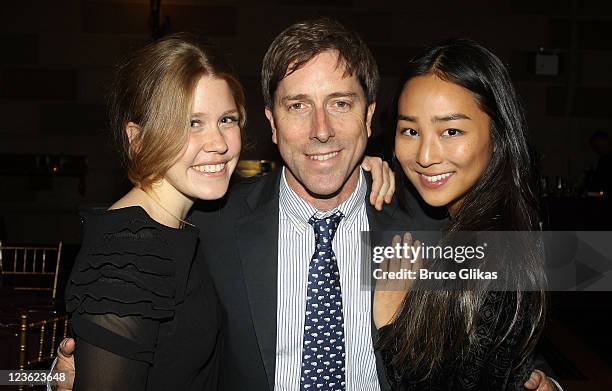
[361,156,395,211]
[524,369,560,391]
[54,338,75,391]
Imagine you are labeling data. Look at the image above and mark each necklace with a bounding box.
[139,188,196,229]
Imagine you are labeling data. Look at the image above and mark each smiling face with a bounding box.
[163,75,241,201]
[265,50,375,208]
[395,74,492,214]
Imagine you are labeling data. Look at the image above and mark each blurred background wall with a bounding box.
[1,0,611,244]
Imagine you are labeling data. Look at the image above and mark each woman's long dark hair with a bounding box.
[381,39,546,378]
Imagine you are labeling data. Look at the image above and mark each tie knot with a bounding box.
[309,211,344,247]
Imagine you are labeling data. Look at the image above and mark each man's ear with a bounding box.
[365,101,376,138]
[264,107,278,145]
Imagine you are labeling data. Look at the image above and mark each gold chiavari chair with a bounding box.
[0,241,63,299]
[16,311,70,391]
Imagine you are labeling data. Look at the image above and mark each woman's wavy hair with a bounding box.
[109,32,246,188]
[381,38,547,378]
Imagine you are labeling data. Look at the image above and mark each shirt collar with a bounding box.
[278,166,367,232]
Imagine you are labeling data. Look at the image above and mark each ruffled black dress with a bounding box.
[65,207,221,391]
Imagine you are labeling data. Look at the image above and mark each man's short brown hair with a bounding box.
[261,18,379,108]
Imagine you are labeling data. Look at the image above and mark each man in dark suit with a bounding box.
[53,17,557,391]
[190,18,557,391]
[194,169,438,390]
[191,18,423,390]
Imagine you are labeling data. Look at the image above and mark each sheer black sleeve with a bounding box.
[71,313,158,390]
[65,211,194,391]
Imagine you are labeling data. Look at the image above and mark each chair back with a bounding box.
[0,241,63,299]
[15,311,70,391]
[18,311,70,369]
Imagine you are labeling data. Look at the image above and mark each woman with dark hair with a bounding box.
[374,39,549,390]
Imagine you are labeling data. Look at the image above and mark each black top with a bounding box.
[65,206,222,391]
[377,291,536,391]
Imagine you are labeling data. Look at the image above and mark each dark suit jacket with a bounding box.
[191,169,445,391]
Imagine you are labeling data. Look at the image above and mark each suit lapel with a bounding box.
[235,172,281,391]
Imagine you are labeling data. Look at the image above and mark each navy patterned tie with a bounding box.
[300,211,346,390]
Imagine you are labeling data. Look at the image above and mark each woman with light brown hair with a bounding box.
[64,33,245,390]
[63,31,395,391]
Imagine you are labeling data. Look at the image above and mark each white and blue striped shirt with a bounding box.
[274,167,380,391]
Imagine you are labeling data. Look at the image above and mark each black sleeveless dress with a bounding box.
[66,206,222,390]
